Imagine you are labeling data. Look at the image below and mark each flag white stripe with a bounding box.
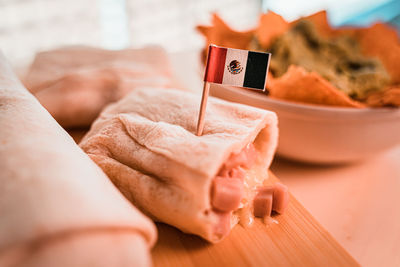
[222,49,249,87]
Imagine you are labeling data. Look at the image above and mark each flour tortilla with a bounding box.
[80,87,278,242]
[0,53,156,267]
[23,46,179,128]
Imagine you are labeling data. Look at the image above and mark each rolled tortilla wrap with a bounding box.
[23,46,179,128]
[23,46,172,94]
[0,53,156,267]
[80,87,279,243]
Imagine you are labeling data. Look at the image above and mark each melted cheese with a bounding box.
[234,162,270,227]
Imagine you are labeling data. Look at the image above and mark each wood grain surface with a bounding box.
[151,173,359,267]
[68,131,359,267]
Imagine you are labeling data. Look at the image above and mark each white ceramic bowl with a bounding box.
[210,83,400,164]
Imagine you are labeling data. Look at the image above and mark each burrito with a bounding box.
[23,46,180,128]
[0,53,156,266]
[80,87,288,243]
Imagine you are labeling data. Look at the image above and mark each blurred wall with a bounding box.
[0,0,102,67]
[125,0,261,52]
[1,0,397,69]
[0,0,262,68]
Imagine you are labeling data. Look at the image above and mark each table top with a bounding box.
[170,50,400,267]
[152,173,358,267]
[272,148,400,267]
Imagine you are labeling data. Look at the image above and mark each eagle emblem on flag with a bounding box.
[227,60,243,74]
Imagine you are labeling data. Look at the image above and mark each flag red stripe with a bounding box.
[204,46,227,83]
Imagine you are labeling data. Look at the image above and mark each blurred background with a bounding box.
[1,0,399,68]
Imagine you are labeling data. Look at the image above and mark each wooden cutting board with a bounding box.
[151,173,359,267]
[69,131,358,266]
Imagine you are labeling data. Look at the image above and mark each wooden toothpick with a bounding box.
[196,82,210,136]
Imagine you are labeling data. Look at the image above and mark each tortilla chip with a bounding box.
[294,10,334,37]
[297,12,400,85]
[196,14,254,61]
[352,23,400,85]
[295,10,357,38]
[268,65,364,107]
[256,11,290,49]
[366,86,400,107]
[255,10,336,49]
